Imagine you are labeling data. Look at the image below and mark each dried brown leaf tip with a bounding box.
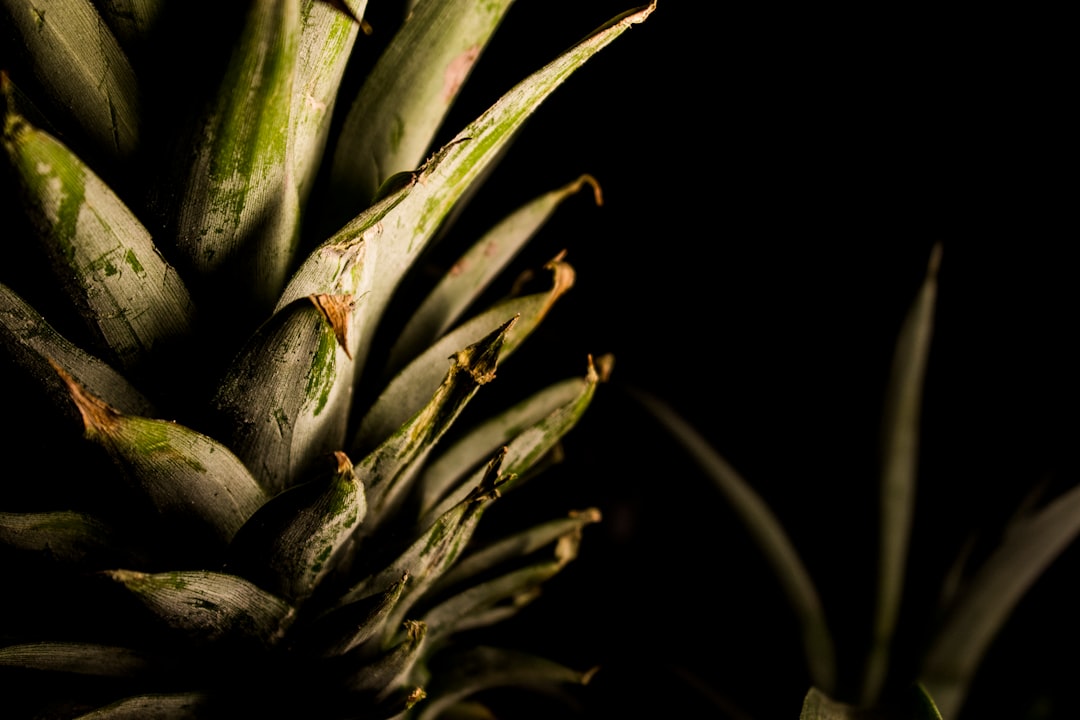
[590,353,615,383]
[48,359,121,436]
[310,294,354,359]
[333,450,353,474]
[570,173,604,206]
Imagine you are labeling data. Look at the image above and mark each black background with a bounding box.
[434,2,1076,719]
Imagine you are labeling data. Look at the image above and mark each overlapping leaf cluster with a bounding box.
[0,1,654,717]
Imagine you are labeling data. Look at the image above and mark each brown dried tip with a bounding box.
[570,174,604,206]
[581,666,601,685]
[569,507,603,524]
[310,294,354,359]
[333,450,353,473]
[589,353,615,383]
[48,359,120,435]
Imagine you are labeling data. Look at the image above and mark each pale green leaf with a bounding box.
[419,355,604,528]
[0,281,155,416]
[0,642,157,677]
[352,319,514,535]
[418,646,594,720]
[291,0,368,205]
[171,0,301,311]
[102,569,295,649]
[634,389,837,695]
[2,103,196,376]
[72,692,210,719]
[429,508,601,596]
[0,0,138,158]
[385,174,602,374]
[339,619,426,696]
[863,245,941,704]
[226,452,366,605]
[328,0,516,211]
[300,573,408,658]
[56,366,268,548]
[416,361,603,518]
[0,510,134,566]
[337,451,504,640]
[210,295,354,496]
[354,256,573,454]
[921,479,1080,718]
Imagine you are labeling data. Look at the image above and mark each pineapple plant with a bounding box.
[637,245,1080,719]
[0,0,655,717]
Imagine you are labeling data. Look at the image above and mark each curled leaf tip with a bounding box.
[309,294,354,359]
[587,353,615,384]
[582,666,601,685]
[49,359,121,435]
[570,507,603,524]
[333,451,353,473]
[572,174,604,206]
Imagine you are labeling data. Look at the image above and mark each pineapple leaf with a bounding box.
[102,569,296,650]
[863,244,941,704]
[340,619,427,697]
[91,0,165,53]
[420,529,586,650]
[0,510,133,566]
[0,641,159,677]
[290,0,369,207]
[633,389,837,695]
[800,685,943,720]
[0,0,138,159]
[2,97,196,377]
[355,255,572,453]
[70,692,211,719]
[209,294,355,496]
[328,0,517,211]
[921,478,1080,718]
[301,573,409,658]
[386,174,603,375]
[354,317,514,529]
[417,358,606,518]
[419,354,606,527]
[286,2,652,383]
[417,646,594,720]
[429,508,601,596]
[226,451,367,605]
[0,281,155,416]
[338,449,505,637]
[55,364,268,549]
[171,0,301,311]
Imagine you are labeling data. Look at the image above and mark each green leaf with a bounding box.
[418,646,594,720]
[299,573,408,658]
[102,569,295,650]
[2,99,196,376]
[284,2,653,388]
[226,452,366,605]
[352,317,514,532]
[420,527,587,650]
[0,642,158,677]
[70,692,210,720]
[290,0,369,206]
[634,389,837,695]
[339,619,427,697]
[922,478,1080,718]
[800,686,942,720]
[863,245,941,704]
[416,358,606,519]
[354,255,574,454]
[0,281,155,416]
[0,0,138,159]
[328,0,517,211]
[428,508,601,596]
[418,354,606,529]
[209,295,354,495]
[171,0,301,312]
[385,174,603,374]
[56,365,268,549]
[337,450,504,642]
[0,510,134,567]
